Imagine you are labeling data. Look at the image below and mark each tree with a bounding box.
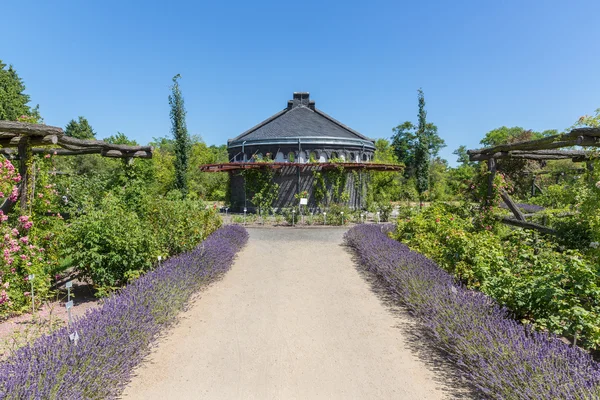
[0,60,40,121]
[367,139,403,206]
[453,145,471,165]
[479,126,555,148]
[414,89,430,203]
[169,74,190,196]
[391,93,445,178]
[391,121,417,172]
[65,116,96,139]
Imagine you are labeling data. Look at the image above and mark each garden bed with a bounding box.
[0,225,248,399]
[345,224,600,399]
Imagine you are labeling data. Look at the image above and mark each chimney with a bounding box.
[291,92,311,108]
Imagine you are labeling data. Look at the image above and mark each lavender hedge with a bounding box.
[345,224,600,399]
[0,225,248,399]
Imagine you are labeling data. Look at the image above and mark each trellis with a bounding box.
[0,121,153,213]
[467,127,600,233]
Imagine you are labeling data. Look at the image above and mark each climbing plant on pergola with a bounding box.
[0,121,153,214]
[467,127,599,233]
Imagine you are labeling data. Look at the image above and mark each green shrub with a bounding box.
[63,194,157,291]
[145,198,221,256]
[394,202,600,350]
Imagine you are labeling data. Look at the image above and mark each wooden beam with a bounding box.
[468,134,565,156]
[0,121,63,136]
[0,147,152,158]
[57,136,153,152]
[0,135,59,148]
[501,217,556,235]
[566,127,600,138]
[500,190,526,221]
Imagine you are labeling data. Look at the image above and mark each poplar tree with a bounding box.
[169,74,190,196]
[414,89,429,204]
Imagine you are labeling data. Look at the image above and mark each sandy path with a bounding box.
[122,227,454,399]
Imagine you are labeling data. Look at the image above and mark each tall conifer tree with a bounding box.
[414,89,429,204]
[169,74,190,195]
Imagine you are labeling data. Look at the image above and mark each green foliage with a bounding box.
[391,89,444,181]
[325,203,351,225]
[428,158,451,201]
[312,165,348,207]
[366,139,404,206]
[243,168,279,214]
[64,117,96,139]
[169,74,190,196]
[414,89,430,200]
[188,142,229,201]
[145,198,221,256]
[452,145,471,165]
[480,126,554,147]
[63,193,156,289]
[0,60,40,122]
[394,203,600,350]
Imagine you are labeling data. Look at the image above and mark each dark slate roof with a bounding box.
[229,93,373,144]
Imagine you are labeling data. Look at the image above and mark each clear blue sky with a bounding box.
[2,0,599,165]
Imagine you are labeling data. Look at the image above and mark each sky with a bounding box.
[2,0,599,165]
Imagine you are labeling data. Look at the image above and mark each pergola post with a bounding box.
[17,138,31,214]
[487,157,496,204]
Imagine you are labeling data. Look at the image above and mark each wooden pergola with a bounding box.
[198,161,404,173]
[0,121,153,213]
[467,127,600,233]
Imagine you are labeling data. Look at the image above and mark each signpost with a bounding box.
[299,198,307,225]
[28,274,35,317]
[65,281,79,346]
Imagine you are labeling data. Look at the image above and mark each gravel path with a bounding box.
[122,227,458,399]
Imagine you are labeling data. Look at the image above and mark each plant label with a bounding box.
[65,300,73,309]
[65,281,73,289]
[299,198,308,205]
[28,274,35,281]
[69,331,79,345]
[158,255,162,261]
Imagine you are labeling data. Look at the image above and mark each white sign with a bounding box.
[65,300,73,309]
[28,274,35,281]
[69,331,79,345]
[299,198,308,205]
[65,281,73,289]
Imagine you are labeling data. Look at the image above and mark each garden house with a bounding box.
[216,92,391,211]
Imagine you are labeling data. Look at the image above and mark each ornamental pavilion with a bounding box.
[200,92,401,212]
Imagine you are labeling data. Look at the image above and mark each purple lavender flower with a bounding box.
[344,225,600,399]
[0,225,248,399]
